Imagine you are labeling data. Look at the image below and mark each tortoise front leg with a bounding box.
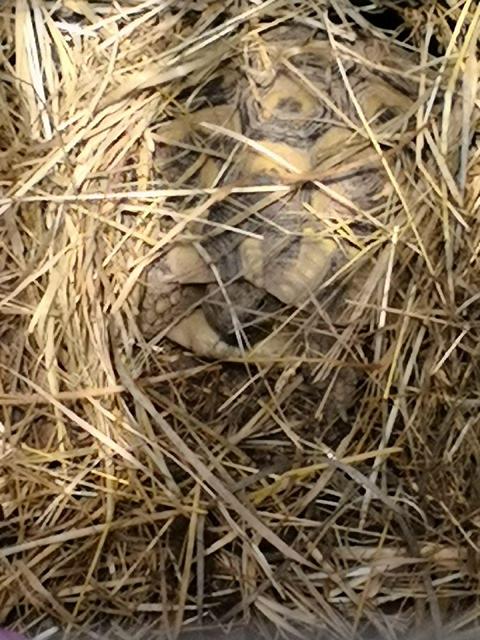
[140,243,214,338]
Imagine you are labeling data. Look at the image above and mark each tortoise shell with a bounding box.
[140,24,416,357]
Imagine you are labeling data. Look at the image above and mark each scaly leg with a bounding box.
[140,243,214,337]
[140,245,245,357]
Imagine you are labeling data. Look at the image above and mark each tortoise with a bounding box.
[139,24,416,359]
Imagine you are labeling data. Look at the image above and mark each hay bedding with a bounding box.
[0,0,479,639]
